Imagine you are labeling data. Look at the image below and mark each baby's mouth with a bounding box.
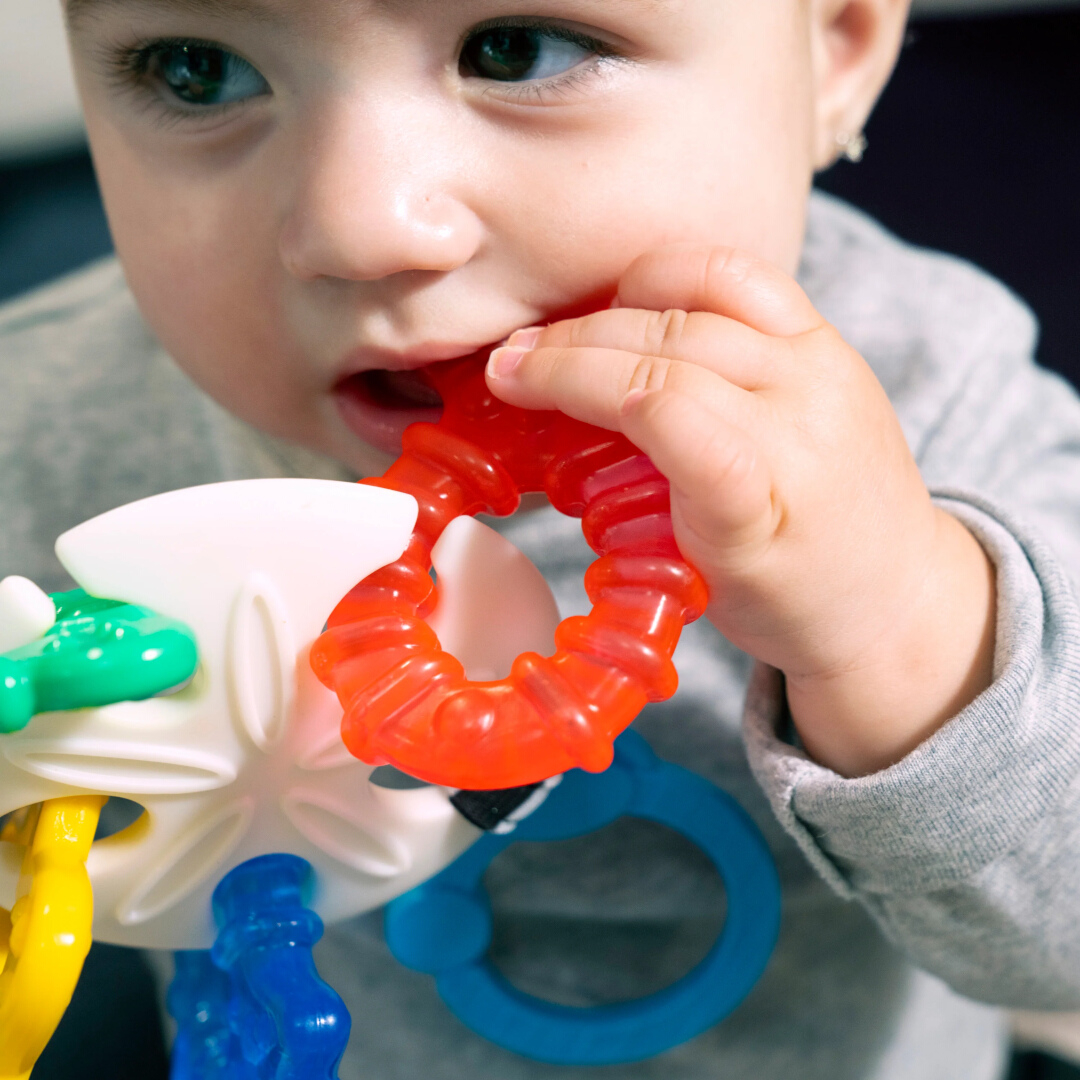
[333,367,446,457]
[353,368,444,410]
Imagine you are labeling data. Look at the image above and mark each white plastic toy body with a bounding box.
[0,574,57,653]
[0,479,560,949]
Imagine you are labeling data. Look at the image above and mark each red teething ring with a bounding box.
[311,355,708,789]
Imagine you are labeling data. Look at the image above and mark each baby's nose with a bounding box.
[277,104,484,283]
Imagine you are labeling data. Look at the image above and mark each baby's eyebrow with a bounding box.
[65,0,283,30]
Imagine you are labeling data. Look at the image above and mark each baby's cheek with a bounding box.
[102,166,301,421]
[123,233,306,436]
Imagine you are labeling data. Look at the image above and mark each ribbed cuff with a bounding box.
[744,490,1080,898]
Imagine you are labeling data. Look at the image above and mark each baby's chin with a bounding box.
[333,368,444,457]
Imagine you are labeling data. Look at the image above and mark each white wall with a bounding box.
[0,1,83,160]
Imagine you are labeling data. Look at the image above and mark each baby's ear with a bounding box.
[808,0,912,170]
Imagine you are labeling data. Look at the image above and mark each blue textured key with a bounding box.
[169,855,351,1080]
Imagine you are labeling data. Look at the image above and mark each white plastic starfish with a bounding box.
[0,479,559,949]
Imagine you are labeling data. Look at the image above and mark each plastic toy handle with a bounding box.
[313,356,708,789]
[167,951,233,1079]
[0,795,105,1080]
[385,732,781,1066]
[168,855,350,1080]
[0,588,199,734]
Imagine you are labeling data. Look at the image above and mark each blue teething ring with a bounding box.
[385,730,781,1066]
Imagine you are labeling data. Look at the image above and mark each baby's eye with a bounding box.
[460,26,595,83]
[145,44,268,107]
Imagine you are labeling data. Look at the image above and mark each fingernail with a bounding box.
[620,388,648,416]
[488,346,525,379]
[508,326,543,349]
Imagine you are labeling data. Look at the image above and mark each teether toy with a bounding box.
[314,355,709,790]
[0,578,57,656]
[0,796,105,1080]
[0,480,523,949]
[169,951,233,1078]
[386,730,781,1066]
[0,587,198,735]
[170,855,350,1079]
[0,476,569,1073]
[0,459,779,1075]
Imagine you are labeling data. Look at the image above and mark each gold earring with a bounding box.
[835,130,868,164]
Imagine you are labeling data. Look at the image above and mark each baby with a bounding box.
[2,0,1078,1076]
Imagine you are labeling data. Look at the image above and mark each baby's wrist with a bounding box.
[784,509,997,778]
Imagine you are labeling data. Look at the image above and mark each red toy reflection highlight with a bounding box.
[311,354,708,789]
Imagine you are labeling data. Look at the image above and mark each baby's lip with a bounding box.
[333,369,443,457]
[332,343,498,457]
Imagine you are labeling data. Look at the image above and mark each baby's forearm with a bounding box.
[786,509,997,778]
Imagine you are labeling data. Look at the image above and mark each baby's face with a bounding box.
[67,0,819,474]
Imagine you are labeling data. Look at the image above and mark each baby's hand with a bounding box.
[487,247,996,777]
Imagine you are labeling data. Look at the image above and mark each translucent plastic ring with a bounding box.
[384,731,781,1066]
[313,357,708,790]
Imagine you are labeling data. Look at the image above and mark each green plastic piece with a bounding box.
[51,588,128,621]
[0,589,199,734]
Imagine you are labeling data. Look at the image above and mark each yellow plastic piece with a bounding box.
[0,796,105,1080]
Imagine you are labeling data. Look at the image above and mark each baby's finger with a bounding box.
[617,245,824,339]
[486,343,757,436]
[507,307,785,392]
[622,389,775,554]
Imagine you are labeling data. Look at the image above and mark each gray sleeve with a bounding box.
[744,347,1080,1010]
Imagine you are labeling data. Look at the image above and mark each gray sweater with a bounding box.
[3,193,1079,1080]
